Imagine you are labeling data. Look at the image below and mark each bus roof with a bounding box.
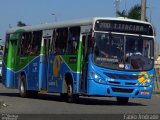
[6,17,152,34]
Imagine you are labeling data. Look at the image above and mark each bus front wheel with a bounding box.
[67,84,79,103]
[116,97,129,104]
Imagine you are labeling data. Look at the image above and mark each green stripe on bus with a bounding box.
[77,41,82,72]
[61,41,83,73]
[61,55,78,73]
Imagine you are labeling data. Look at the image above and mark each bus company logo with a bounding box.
[53,56,61,77]
[137,72,150,89]
[138,72,148,83]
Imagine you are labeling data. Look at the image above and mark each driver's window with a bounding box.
[125,36,153,70]
[125,36,143,58]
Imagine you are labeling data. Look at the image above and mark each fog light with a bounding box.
[135,90,139,96]
[107,88,110,94]
[141,90,150,95]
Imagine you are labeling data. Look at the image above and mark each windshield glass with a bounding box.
[93,32,154,71]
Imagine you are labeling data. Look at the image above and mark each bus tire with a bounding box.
[116,97,129,104]
[67,84,79,103]
[19,76,38,98]
[19,75,27,98]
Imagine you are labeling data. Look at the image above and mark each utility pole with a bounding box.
[141,0,146,21]
[114,0,121,17]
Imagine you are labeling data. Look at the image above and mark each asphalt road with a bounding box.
[0,83,160,114]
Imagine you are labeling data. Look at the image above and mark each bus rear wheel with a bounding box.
[19,75,38,98]
[116,97,129,104]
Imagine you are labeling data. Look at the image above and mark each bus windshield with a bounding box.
[93,32,154,71]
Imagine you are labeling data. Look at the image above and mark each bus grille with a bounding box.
[104,72,140,80]
[112,87,133,93]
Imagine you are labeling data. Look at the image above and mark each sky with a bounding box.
[0,0,160,45]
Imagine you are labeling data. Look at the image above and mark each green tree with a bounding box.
[117,4,142,20]
[17,21,26,27]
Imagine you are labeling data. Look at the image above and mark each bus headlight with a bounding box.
[91,72,106,84]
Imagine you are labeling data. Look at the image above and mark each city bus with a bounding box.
[2,17,155,104]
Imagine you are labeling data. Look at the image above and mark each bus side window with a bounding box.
[30,31,42,55]
[20,35,25,55]
[4,34,10,57]
[55,30,60,54]
[55,28,68,54]
[20,32,32,56]
[50,30,56,53]
[67,26,80,54]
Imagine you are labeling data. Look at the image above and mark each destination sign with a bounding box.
[94,20,153,35]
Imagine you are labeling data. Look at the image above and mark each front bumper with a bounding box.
[88,80,153,99]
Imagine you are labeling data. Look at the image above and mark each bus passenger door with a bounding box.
[39,30,53,91]
[42,37,50,90]
[10,40,18,88]
[80,34,91,92]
